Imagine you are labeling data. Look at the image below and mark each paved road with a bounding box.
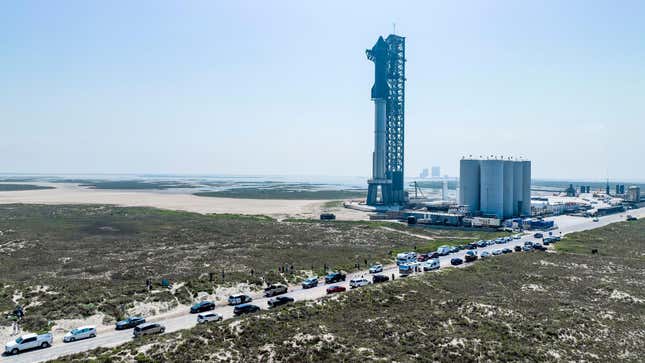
[4,208,644,363]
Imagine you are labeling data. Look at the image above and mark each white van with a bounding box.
[422,258,440,271]
[436,245,451,256]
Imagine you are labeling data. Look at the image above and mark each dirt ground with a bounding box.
[0,183,369,221]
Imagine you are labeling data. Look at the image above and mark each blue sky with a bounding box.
[1,1,644,181]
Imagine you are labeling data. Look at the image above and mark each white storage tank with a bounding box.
[512,161,523,217]
[521,160,531,216]
[480,159,505,219]
[503,160,514,218]
[459,158,480,213]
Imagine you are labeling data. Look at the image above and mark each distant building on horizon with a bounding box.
[419,168,429,179]
[431,166,440,178]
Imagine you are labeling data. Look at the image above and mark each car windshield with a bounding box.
[71,328,80,334]
[16,337,23,344]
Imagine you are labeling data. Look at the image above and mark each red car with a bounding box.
[326,285,346,294]
[417,254,429,262]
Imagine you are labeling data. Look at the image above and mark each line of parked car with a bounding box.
[449,236,560,266]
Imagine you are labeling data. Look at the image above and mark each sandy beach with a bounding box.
[0,183,369,220]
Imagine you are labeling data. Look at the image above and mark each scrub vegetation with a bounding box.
[1,204,469,331]
[53,219,645,362]
[0,184,54,192]
[70,180,196,190]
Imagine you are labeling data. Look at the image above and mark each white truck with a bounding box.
[5,333,53,355]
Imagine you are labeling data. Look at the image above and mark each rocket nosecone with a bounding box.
[366,36,389,100]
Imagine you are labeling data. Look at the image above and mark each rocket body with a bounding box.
[372,98,387,180]
[366,36,389,181]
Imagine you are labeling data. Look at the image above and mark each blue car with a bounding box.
[325,272,346,284]
[302,276,319,289]
[190,301,215,314]
[450,258,463,266]
[115,316,145,330]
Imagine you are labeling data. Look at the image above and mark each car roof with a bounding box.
[74,325,96,330]
[21,333,37,339]
[137,322,157,328]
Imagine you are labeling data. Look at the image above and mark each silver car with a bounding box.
[197,312,223,324]
[64,326,96,342]
[133,323,165,337]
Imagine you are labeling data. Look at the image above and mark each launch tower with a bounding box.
[366,34,406,206]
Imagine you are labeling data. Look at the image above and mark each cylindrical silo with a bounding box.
[503,160,514,218]
[480,159,504,219]
[512,161,522,217]
[521,160,531,216]
[459,159,480,213]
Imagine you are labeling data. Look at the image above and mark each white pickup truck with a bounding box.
[5,333,53,355]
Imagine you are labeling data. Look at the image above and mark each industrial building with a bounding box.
[366,34,407,206]
[626,186,641,203]
[459,157,531,219]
